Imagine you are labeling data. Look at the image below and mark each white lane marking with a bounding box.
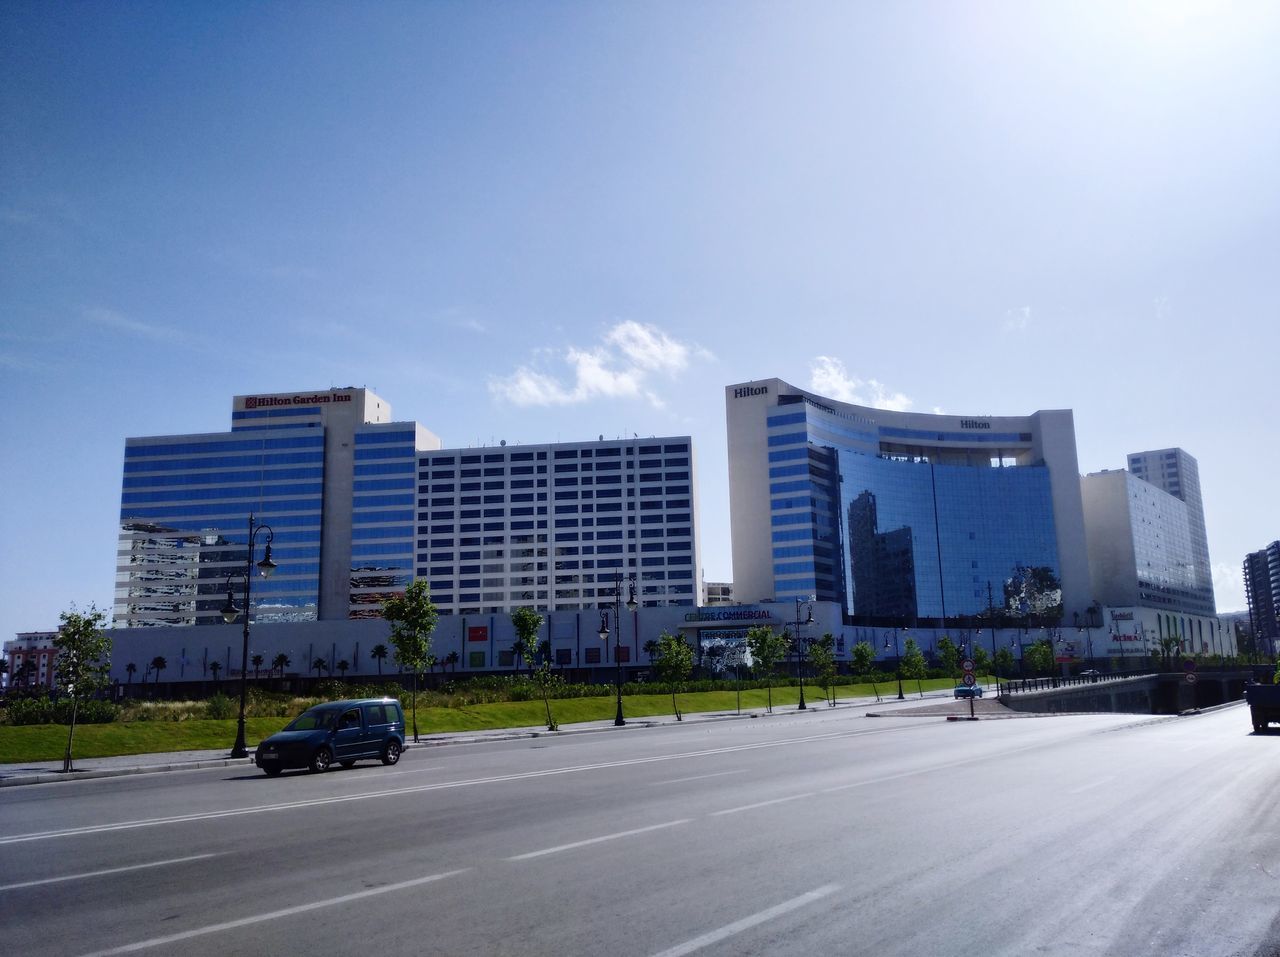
[0,727,894,846]
[0,853,219,892]
[648,769,747,786]
[507,819,691,861]
[710,792,816,817]
[77,868,469,956]
[648,883,841,957]
[1067,776,1115,795]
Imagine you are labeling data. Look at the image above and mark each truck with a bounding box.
[1244,682,1280,733]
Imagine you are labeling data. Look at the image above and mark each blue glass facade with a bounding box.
[348,428,416,618]
[117,431,325,626]
[768,398,1062,622]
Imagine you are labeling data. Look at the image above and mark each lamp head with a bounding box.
[220,585,239,624]
[256,543,277,578]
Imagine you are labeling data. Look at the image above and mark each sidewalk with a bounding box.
[0,691,961,788]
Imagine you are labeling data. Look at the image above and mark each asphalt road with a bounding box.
[2,704,1277,957]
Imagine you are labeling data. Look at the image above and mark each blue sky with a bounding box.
[2,1,1277,633]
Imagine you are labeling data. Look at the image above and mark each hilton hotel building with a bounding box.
[725,378,1093,624]
[116,388,702,629]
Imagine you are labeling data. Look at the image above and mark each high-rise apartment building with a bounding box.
[115,388,700,628]
[1126,448,1214,614]
[1244,542,1280,646]
[724,378,1092,621]
[414,436,701,615]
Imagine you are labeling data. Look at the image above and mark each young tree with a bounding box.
[251,653,264,680]
[510,606,543,676]
[54,604,112,773]
[746,625,790,713]
[370,643,389,675]
[382,579,438,743]
[808,633,838,707]
[993,647,1015,679]
[937,636,960,678]
[1024,639,1054,677]
[972,645,991,676]
[510,607,557,729]
[850,641,879,700]
[653,630,695,720]
[150,656,167,684]
[902,638,926,697]
[209,660,222,683]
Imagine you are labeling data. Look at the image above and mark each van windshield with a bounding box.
[285,708,336,732]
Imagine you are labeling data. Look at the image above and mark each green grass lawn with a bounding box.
[0,676,977,764]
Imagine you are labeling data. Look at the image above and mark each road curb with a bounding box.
[0,699,882,788]
[0,757,255,788]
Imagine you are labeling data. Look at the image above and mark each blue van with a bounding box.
[255,698,406,776]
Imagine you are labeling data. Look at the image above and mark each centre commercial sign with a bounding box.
[684,607,774,623]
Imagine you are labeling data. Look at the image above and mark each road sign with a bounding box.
[1185,672,1198,684]
[961,659,975,673]
[1183,659,1197,673]
[962,673,977,687]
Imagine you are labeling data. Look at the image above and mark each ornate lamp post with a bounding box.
[793,597,814,711]
[219,514,276,758]
[598,571,637,727]
[883,629,905,700]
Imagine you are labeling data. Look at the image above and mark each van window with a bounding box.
[339,708,361,729]
[363,704,386,724]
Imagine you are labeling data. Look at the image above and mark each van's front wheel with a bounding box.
[381,741,402,766]
[309,746,333,773]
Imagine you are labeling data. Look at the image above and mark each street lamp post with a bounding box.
[883,630,905,700]
[597,571,637,727]
[219,514,276,759]
[793,597,814,711]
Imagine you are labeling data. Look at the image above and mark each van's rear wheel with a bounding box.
[309,747,332,773]
[381,741,402,766]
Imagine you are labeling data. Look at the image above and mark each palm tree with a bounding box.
[371,644,388,675]
[272,653,290,677]
[208,660,222,684]
[337,659,350,679]
[251,653,264,680]
[311,657,328,678]
[125,662,136,685]
[643,639,659,665]
[445,650,459,673]
[150,656,167,684]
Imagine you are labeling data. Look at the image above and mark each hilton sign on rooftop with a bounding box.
[238,390,355,410]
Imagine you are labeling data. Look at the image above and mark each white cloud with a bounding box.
[490,321,708,407]
[1212,562,1245,612]
[1002,306,1031,332]
[808,356,913,412]
[83,307,191,344]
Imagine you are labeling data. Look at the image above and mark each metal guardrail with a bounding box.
[998,671,1155,695]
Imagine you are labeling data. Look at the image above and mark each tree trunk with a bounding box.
[411,671,420,742]
[62,698,79,773]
